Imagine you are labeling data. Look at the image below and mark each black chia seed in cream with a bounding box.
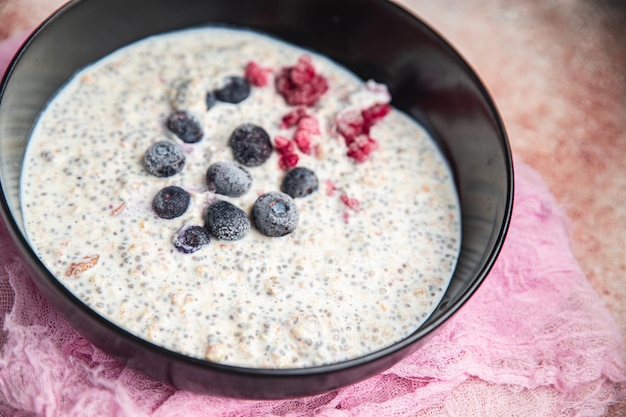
[20,27,461,368]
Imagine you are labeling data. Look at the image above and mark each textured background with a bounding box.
[1,0,625,415]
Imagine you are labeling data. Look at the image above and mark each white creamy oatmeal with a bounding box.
[20,27,461,368]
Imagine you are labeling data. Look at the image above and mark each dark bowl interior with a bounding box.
[0,0,513,399]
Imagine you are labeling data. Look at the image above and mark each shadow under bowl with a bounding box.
[0,0,513,399]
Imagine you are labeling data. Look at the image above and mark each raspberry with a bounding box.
[346,135,379,163]
[290,56,316,85]
[245,61,271,87]
[274,135,300,171]
[361,103,391,127]
[293,129,313,154]
[336,109,365,142]
[340,194,360,212]
[274,135,297,154]
[280,107,307,129]
[335,102,390,162]
[325,180,336,197]
[278,153,299,171]
[275,56,328,106]
[297,116,320,134]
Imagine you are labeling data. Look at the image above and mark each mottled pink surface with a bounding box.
[1,0,626,415]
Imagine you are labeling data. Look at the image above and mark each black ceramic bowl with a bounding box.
[0,0,513,399]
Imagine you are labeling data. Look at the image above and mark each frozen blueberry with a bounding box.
[166,110,204,143]
[203,200,250,241]
[173,224,211,253]
[205,91,217,110]
[252,192,299,237]
[152,185,190,219]
[206,161,252,197]
[281,167,319,198]
[214,76,251,104]
[143,140,185,177]
[228,123,273,167]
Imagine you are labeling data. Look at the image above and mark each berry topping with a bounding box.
[281,167,319,198]
[228,123,273,167]
[245,61,272,87]
[274,136,299,171]
[280,107,307,129]
[166,110,204,143]
[205,161,253,197]
[205,91,217,111]
[275,56,328,106]
[214,76,251,104]
[252,192,299,237]
[203,200,250,241]
[335,102,391,163]
[143,140,185,177]
[152,185,191,219]
[173,224,211,254]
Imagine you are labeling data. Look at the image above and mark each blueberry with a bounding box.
[228,123,273,167]
[152,185,190,219]
[143,140,185,177]
[252,192,299,237]
[281,167,319,198]
[166,110,204,143]
[173,224,211,253]
[203,200,250,241]
[205,91,217,110]
[214,76,251,104]
[206,161,252,197]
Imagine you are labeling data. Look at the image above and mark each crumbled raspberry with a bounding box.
[279,153,299,170]
[336,109,365,143]
[294,129,313,154]
[291,56,316,85]
[342,211,351,224]
[274,135,295,153]
[280,107,307,129]
[297,115,320,134]
[335,102,390,162]
[361,103,391,127]
[275,136,299,170]
[325,180,336,196]
[346,135,379,163]
[340,194,361,212]
[245,61,272,87]
[275,55,329,106]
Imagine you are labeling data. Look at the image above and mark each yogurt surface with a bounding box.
[20,27,461,368]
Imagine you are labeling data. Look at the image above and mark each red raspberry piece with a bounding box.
[325,180,336,197]
[347,135,379,163]
[362,103,391,127]
[275,56,329,106]
[279,153,299,170]
[340,194,361,212]
[280,107,308,129]
[297,115,320,134]
[290,56,316,85]
[274,135,294,152]
[245,61,272,87]
[335,102,390,162]
[293,129,313,154]
[336,109,365,143]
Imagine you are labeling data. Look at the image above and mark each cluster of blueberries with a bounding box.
[141,76,319,253]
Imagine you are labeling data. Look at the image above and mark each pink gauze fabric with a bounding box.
[1,37,626,416]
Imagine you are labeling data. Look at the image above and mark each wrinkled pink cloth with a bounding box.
[1,37,626,417]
